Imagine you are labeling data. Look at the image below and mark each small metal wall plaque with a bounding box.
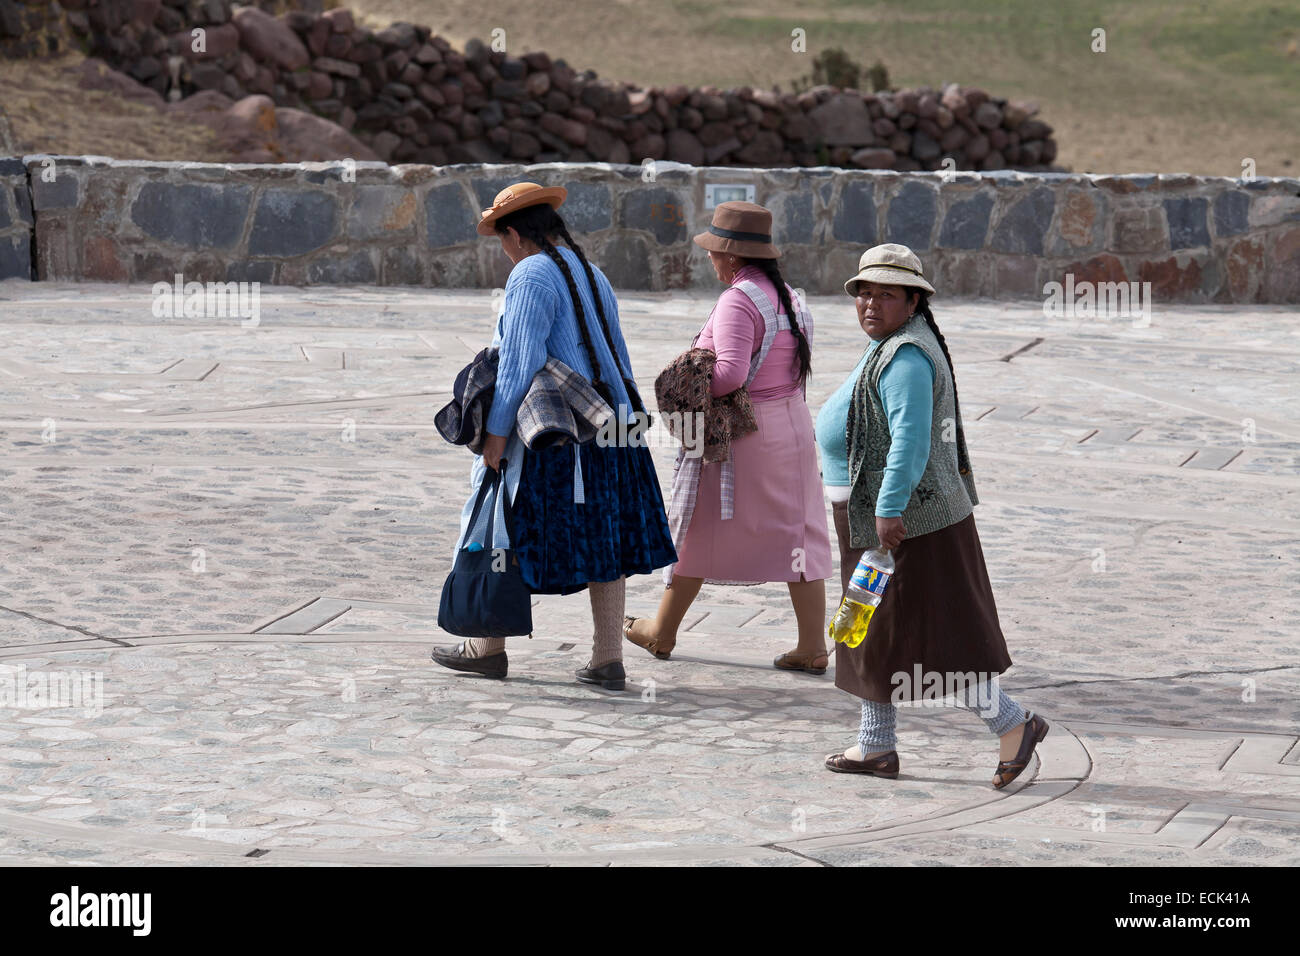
[704,184,756,209]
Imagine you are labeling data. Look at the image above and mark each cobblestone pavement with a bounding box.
[0,280,1296,866]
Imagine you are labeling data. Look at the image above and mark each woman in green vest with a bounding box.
[815,243,1048,789]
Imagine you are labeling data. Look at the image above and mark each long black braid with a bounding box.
[553,222,609,347]
[746,257,812,384]
[494,203,607,395]
[908,290,960,416]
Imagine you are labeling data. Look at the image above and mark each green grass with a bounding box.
[1150,2,1300,76]
[709,1,1298,136]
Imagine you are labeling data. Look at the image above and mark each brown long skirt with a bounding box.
[832,504,1012,704]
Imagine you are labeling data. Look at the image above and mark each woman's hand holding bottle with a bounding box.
[876,515,906,550]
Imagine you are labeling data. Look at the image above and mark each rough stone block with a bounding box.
[994,253,1040,296]
[10,183,30,225]
[778,190,815,244]
[424,182,479,247]
[248,188,339,256]
[382,245,424,285]
[1163,197,1210,249]
[31,173,80,211]
[1054,188,1100,250]
[990,185,1054,255]
[1213,190,1250,238]
[346,186,417,240]
[307,250,377,284]
[1061,254,1128,286]
[885,180,937,250]
[82,235,128,281]
[226,260,277,283]
[470,174,527,211]
[1093,174,1157,193]
[559,181,613,234]
[33,217,74,280]
[1139,254,1204,299]
[1262,225,1300,302]
[933,250,994,297]
[597,233,651,288]
[937,191,993,249]
[1247,189,1300,228]
[131,182,252,250]
[832,179,876,244]
[1112,206,1167,254]
[0,233,30,280]
[620,187,689,245]
[1218,235,1261,301]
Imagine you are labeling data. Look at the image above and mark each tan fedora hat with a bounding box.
[692,201,781,259]
[843,243,936,297]
[476,182,568,236]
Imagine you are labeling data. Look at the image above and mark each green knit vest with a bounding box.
[846,313,979,550]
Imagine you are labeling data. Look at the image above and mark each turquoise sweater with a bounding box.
[815,342,934,517]
[487,246,635,437]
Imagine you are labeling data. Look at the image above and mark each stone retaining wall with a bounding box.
[0,157,34,278]
[2,155,1298,302]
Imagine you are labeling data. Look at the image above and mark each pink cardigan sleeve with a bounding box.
[704,288,762,397]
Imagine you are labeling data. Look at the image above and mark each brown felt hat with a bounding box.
[692,201,781,259]
[476,182,568,236]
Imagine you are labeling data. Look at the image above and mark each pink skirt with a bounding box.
[673,393,833,584]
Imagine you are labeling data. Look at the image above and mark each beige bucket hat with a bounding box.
[843,243,936,297]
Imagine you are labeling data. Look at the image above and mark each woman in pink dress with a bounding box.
[624,201,834,673]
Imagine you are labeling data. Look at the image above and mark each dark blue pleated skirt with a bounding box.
[511,440,677,594]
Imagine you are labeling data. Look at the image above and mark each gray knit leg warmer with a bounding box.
[463,636,507,658]
[588,577,626,668]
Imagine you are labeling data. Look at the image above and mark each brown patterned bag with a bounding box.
[654,348,758,464]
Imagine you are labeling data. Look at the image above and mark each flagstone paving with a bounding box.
[0,280,1296,865]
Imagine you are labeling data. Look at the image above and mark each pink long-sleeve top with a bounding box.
[694,264,806,403]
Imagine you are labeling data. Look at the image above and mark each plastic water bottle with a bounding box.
[829,549,895,648]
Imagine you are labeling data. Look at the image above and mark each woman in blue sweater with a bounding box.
[816,244,1048,789]
[430,183,676,690]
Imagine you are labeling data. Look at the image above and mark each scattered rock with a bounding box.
[203,94,380,163]
[45,7,1058,170]
[69,58,165,110]
[232,7,310,72]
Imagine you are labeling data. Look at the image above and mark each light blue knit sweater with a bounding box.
[486,245,636,437]
[815,341,934,517]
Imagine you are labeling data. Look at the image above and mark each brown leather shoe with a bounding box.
[824,750,899,778]
[992,712,1049,789]
[430,642,507,679]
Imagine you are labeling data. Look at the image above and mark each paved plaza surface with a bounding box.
[0,279,1296,866]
